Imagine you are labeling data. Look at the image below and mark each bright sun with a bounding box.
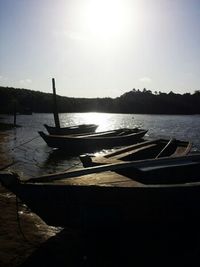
[83,0,133,40]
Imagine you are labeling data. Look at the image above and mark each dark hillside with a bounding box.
[0,86,200,114]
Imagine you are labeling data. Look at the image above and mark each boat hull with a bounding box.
[39,128,148,154]
[44,124,98,135]
[8,181,200,230]
[2,155,200,230]
[81,139,192,167]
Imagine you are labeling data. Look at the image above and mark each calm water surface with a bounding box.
[1,112,200,179]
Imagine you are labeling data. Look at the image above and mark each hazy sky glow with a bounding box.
[0,0,200,97]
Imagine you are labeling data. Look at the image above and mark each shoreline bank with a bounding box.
[0,132,60,267]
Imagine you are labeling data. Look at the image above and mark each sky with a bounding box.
[0,0,200,98]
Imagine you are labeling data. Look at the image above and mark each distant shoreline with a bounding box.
[1,86,200,115]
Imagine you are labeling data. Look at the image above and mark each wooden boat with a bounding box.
[80,138,192,167]
[45,79,98,135]
[1,154,200,230]
[39,128,148,154]
[44,123,98,135]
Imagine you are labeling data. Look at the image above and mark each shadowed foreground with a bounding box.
[19,223,200,267]
[1,129,200,267]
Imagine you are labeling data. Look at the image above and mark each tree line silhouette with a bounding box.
[0,86,200,115]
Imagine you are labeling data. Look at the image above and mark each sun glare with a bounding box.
[83,0,134,40]
[77,112,114,132]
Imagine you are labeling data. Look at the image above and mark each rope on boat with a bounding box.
[12,135,40,150]
[15,196,39,247]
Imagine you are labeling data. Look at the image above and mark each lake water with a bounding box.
[1,112,200,179]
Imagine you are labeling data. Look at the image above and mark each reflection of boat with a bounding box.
[80,138,192,167]
[39,128,148,154]
[1,154,200,229]
[44,123,98,135]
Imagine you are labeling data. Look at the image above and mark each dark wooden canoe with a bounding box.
[44,123,98,135]
[39,128,148,154]
[1,154,200,230]
[80,138,192,167]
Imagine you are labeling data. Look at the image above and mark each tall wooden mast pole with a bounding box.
[52,78,60,128]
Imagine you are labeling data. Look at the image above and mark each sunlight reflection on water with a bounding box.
[61,112,116,132]
[59,112,139,132]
